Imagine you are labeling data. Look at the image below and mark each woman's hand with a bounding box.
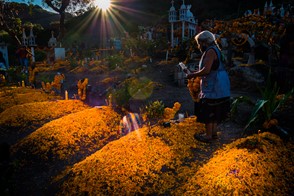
[183,68,191,74]
[186,73,194,79]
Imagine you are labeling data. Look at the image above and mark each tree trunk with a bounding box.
[58,11,66,43]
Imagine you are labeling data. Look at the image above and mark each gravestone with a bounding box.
[54,48,65,60]
[48,31,57,48]
[174,63,186,87]
[113,39,122,50]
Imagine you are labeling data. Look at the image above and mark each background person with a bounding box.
[16,46,30,73]
[185,30,231,143]
[0,51,8,82]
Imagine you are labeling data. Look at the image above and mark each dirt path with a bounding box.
[57,63,258,152]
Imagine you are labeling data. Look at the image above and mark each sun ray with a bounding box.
[65,8,103,42]
[66,0,164,48]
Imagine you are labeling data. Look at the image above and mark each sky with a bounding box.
[9,0,44,6]
[8,0,55,12]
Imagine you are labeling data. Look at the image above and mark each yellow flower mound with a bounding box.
[59,117,206,195]
[101,76,116,85]
[0,100,90,128]
[182,132,294,195]
[12,107,121,162]
[163,102,181,121]
[89,64,108,74]
[0,87,61,112]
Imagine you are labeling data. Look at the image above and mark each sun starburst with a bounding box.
[94,0,111,11]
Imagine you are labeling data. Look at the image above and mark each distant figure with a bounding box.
[0,51,7,81]
[16,46,30,72]
[119,107,142,136]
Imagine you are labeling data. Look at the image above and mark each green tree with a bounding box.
[0,1,23,45]
[41,0,92,42]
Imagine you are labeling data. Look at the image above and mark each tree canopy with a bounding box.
[0,1,24,45]
[42,0,93,42]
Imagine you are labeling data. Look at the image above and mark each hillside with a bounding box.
[11,3,60,29]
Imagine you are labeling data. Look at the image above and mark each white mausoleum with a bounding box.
[169,0,198,48]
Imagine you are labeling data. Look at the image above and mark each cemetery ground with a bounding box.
[0,56,293,195]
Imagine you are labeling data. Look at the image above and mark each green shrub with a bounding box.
[140,100,165,125]
[34,50,47,62]
[106,54,125,70]
[244,70,294,132]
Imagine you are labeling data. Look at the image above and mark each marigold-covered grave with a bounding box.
[0,100,90,144]
[0,86,61,113]
[12,106,121,164]
[55,120,293,195]
[57,117,206,195]
[181,132,294,195]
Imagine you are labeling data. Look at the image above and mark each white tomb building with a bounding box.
[48,31,57,48]
[169,0,198,48]
[21,27,36,47]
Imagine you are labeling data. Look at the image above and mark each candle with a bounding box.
[65,90,68,100]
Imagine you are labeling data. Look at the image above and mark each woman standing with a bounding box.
[0,51,7,83]
[185,30,231,143]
